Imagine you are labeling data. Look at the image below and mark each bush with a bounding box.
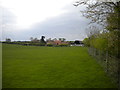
[46,43,53,46]
[29,42,46,46]
[83,38,90,47]
[59,44,69,47]
[93,38,108,51]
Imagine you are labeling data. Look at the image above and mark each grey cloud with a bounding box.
[1,7,16,24]
[2,4,90,41]
[1,7,17,40]
[23,7,89,40]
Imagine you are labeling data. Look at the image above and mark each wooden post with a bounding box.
[118,59,120,89]
[106,51,108,73]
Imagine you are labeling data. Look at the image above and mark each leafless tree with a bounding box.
[73,0,120,27]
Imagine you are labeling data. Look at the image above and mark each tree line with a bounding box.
[74,0,120,58]
[74,0,120,87]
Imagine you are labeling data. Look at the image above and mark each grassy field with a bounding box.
[2,44,116,88]
[0,43,2,89]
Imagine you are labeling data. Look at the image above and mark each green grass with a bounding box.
[2,44,116,88]
[0,43,2,89]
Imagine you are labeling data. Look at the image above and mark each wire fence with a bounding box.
[88,47,120,88]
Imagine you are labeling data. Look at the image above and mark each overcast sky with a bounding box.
[0,0,90,41]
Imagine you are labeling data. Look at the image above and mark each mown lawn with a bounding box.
[2,44,116,88]
[0,43,2,89]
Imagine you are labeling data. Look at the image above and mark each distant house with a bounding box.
[6,38,11,42]
[70,40,84,46]
[54,40,62,45]
[47,40,69,46]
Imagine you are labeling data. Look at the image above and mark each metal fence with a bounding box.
[88,47,120,88]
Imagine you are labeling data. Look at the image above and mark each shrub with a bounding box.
[59,44,69,47]
[83,38,90,47]
[46,43,53,46]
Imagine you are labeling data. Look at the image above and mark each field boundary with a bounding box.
[0,43,2,89]
[88,47,120,89]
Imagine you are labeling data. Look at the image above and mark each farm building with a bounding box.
[47,40,69,46]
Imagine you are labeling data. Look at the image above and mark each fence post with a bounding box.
[118,59,120,89]
[88,47,120,88]
[106,51,108,73]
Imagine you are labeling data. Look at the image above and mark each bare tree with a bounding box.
[59,38,66,42]
[86,25,100,37]
[30,37,33,41]
[73,0,120,27]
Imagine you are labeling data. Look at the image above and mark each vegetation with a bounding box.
[3,37,70,47]
[40,36,46,44]
[59,43,69,47]
[75,1,120,88]
[2,44,116,88]
[46,43,53,46]
[74,1,120,26]
[0,43,2,89]
[82,6,120,57]
[74,1,120,57]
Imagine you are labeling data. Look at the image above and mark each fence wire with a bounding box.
[88,47,120,88]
